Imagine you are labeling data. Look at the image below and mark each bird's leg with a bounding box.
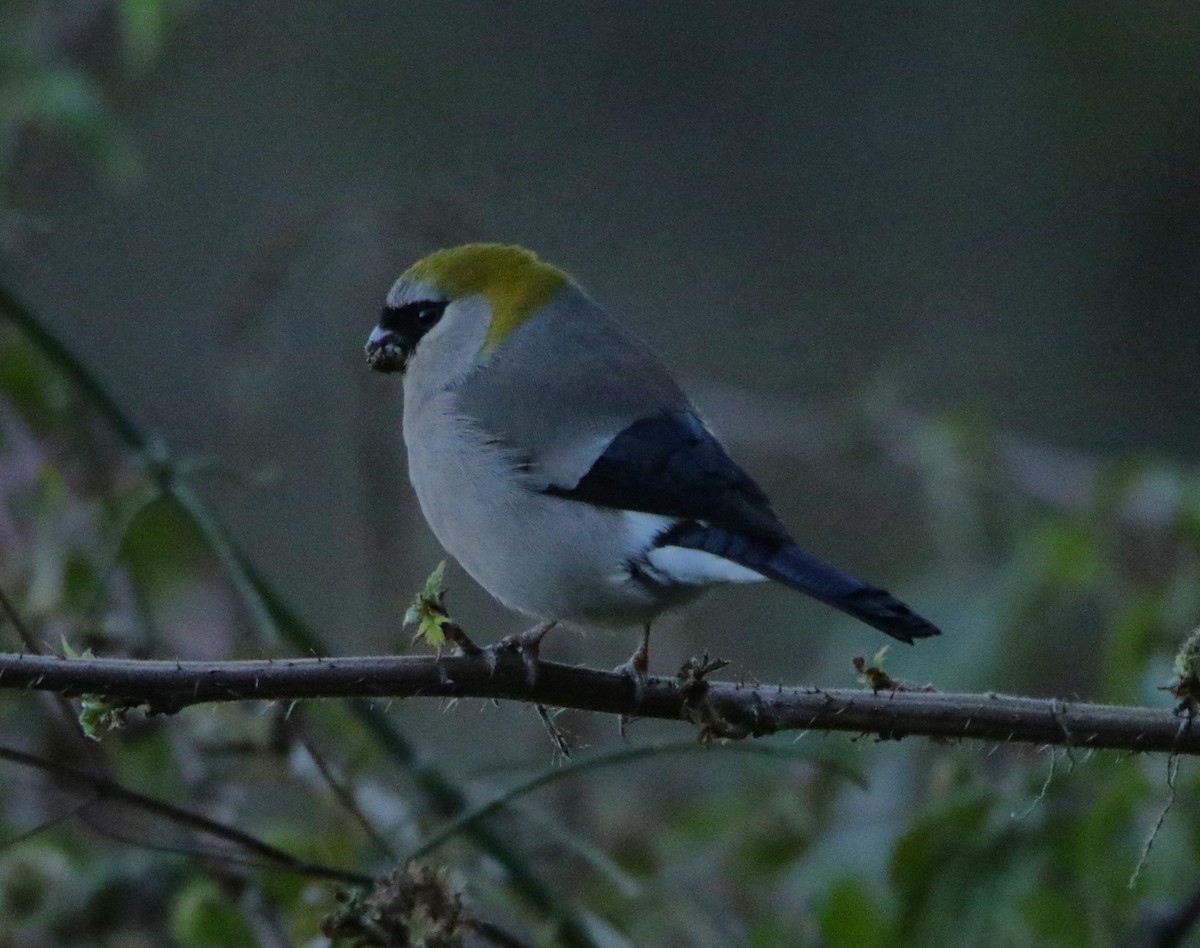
[492,620,557,687]
[615,622,652,704]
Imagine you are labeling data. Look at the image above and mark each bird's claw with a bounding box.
[614,643,650,705]
[614,624,653,723]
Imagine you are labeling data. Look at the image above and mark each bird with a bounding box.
[365,243,939,682]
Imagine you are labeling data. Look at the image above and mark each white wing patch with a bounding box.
[622,511,767,587]
[645,546,768,586]
[623,511,677,551]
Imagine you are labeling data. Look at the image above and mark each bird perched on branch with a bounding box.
[366,244,939,683]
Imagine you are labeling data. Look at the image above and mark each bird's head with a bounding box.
[365,243,569,378]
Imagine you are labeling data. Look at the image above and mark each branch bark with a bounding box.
[0,650,1194,755]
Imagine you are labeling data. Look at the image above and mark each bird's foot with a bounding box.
[491,621,557,687]
[613,633,651,705]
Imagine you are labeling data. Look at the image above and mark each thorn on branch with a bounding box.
[490,622,557,688]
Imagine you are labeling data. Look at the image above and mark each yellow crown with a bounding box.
[405,244,569,351]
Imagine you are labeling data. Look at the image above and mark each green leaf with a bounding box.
[118,0,167,71]
[170,878,257,948]
[118,494,209,594]
[77,693,133,740]
[889,787,997,939]
[62,639,140,739]
[61,549,101,614]
[1177,474,1200,552]
[404,560,452,649]
[1101,594,1166,702]
[818,876,888,948]
[0,66,139,186]
[0,843,72,923]
[0,332,70,431]
[732,820,811,883]
[1022,886,1090,948]
[1033,519,1103,590]
[59,635,89,659]
[1072,765,1148,890]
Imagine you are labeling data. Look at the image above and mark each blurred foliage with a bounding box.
[3,294,1200,945]
[0,0,186,225]
[2,3,1200,946]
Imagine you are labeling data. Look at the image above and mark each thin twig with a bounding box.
[0,744,372,886]
[291,719,398,860]
[470,918,537,948]
[0,284,146,451]
[406,740,861,863]
[0,585,39,654]
[0,797,99,851]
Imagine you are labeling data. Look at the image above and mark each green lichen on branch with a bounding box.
[322,864,468,948]
[853,646,936,695]
[853,645,897,693]
[1164,625,1200,711]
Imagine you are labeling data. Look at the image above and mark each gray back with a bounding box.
[453,285,690,488]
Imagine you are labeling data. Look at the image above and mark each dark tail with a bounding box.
[660,525,941,644]
[756,543,941,643]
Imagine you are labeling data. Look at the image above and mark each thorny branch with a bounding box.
[0,649,1194,755]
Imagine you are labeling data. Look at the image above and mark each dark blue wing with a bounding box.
[543,410,941,643]
[543,410,790,543]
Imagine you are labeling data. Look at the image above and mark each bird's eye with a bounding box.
[417,303,446,326]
